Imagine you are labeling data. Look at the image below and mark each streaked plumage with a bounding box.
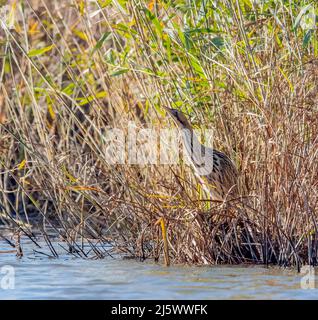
[164,107,238,201]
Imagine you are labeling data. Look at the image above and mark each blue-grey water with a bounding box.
[0,239,317,299]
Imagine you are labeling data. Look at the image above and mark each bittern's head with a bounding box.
[163,107,192,130]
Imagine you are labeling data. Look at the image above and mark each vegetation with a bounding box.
[0,0,317,268]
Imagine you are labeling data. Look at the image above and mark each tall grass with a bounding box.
[0,0,317,267]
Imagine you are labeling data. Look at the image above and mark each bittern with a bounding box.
[164,106,238,201]
[157,107,238,266]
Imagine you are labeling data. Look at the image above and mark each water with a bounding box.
[0,239,317,299]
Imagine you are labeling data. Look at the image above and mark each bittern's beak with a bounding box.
[162,106,182,128]
[162,106,191,130]
[162,106,176,118]
[162,106,172,114]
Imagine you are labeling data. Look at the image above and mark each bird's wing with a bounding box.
[202,148,238,199]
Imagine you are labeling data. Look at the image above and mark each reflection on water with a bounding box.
[0,239,317,299]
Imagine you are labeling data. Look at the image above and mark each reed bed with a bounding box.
[0,0,317,268]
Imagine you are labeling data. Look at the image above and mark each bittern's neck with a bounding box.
[172,113,192,131]
[180,128,205,160]
[178,120,192,132]
[180,128,214,175]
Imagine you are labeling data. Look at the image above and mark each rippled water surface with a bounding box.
[0,239,317,299]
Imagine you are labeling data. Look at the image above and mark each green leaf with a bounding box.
[97,0,112,7]
[184,30,194,51]
[93,32,111,53]
[210,36,224,49]
[110,68,129,77]
[112,23,136,38]
[293,4,313,30]
[165,35,172,62]
[117,0,128,12]
[189,56,205,77]
[28,45,53,57]
[186,28,218,34]
[303,29,313,47]
[77,91,108,106]
[62,83,75,95]
[142,8,163,37]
